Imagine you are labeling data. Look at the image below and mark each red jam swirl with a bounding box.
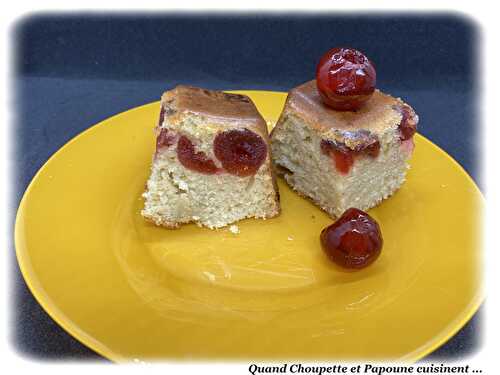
[320,208,383,269]
[321,138,380,175]
[213,129,267,177]
[177,135,220,175]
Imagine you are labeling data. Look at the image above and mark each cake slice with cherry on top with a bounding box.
[271,47,418,218]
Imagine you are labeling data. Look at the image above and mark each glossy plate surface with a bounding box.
[15,91,482,362]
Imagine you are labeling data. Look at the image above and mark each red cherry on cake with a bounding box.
[320,208,383,269]
[320,140,354,175]
[320,139,380,175]
[177,135,219,175]
[156,128,176,151]
[395,105,417,141]
[158,106,166,127]
[316,47,376,111]
[214,129,267,177]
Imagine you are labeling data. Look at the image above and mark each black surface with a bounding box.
[11,13,481,361]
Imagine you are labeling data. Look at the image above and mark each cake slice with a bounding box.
[142,85,280,229]
[270,80,418,218]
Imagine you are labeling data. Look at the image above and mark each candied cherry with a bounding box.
[316,47,376,111]
[320,208,383,269]
[156,128,176,152]
[395,105,417,141]
[214,129,267,177]
[321,141,354,174]
[321,139,380,175]
[177,135,219,175]
[158,106,166,127]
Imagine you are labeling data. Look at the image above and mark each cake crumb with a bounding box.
[229,225,240,234]
[287,236,294,241]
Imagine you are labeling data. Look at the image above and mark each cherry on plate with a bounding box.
[320,208,383,269]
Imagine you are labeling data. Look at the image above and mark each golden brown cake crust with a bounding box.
[162,85,258,119]
[281,80,418,149]
[161,85,269,135]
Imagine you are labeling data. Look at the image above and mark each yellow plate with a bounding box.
[15,91,483,362]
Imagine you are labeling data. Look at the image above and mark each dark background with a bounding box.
[12,13,481,360]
